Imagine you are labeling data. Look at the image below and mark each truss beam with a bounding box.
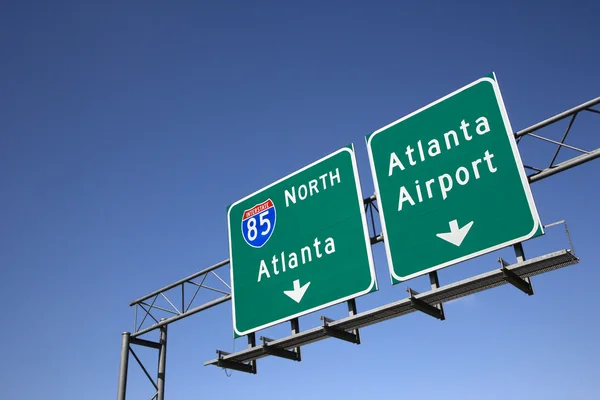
[515,97,600,138]
[513,96,600,182]
[528,149,600,183]
[132,295,229,338]
[129,258,231,337]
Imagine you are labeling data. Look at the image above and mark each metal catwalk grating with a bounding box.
[205,249,578,368]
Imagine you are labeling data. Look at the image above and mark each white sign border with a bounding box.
[366,73,543,283]
[227,145,377,336]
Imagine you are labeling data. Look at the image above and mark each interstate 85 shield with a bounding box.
[241,199,276,248]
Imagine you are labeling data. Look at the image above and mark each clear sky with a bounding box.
[1,1,599,399]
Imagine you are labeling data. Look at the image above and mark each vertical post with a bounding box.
[248,333,257,373]
[290,318,301,361]
[429,272,445,318]
[429,271,441,289]
[513,243,534,294]
[347,299,361,344]
[181,284,185,315]
[514,243,525,263]
[117,332,131,400]
[157,325,168,400]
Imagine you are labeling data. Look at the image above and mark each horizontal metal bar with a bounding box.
[322,325,360,344]
[216,358,256,374]
[526,133,588,154]
[262,344,301,361]
[409,294,445,320]
[132,294,230,338]
[130,337,161,350]
[544,220,566,229]
[205,250,577,367]
[140,302,179,316]
[502,267,534,296]
[529,148,600,183]
[515,97,600,138]
[199,285,230,296]
[130,259,229,306]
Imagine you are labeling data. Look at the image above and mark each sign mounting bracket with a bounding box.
[320,316,360,344]
[290,318,302,361]
[499,257,534,296]
[347,299,361,344]
[260,336,301,362]
[216,350,256,374]
[407,288,445,320]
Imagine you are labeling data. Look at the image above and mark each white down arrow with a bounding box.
[436,219,474,247]
[283,279,310,303]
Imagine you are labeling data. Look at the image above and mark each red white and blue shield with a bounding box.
[241,199,277,248]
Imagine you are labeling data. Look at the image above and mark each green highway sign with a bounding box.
[228,145,377,336]
[366,74,542,283]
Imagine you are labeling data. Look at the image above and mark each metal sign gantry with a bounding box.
[116,95,599,400]
[205,248,578,371]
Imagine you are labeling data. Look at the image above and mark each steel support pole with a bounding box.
[347,299,361,344]
[429,271,445,318]
[248,333,257,373]
[157,325,168,400]
[117,332,131,400]
[514,243,533,294]
[514,243,525,263]
[290,318,301,361]
[429,271,441,289]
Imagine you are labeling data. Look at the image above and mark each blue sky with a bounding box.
[1,1,599,399]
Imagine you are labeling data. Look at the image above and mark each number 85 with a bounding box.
[247,210,271,241]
